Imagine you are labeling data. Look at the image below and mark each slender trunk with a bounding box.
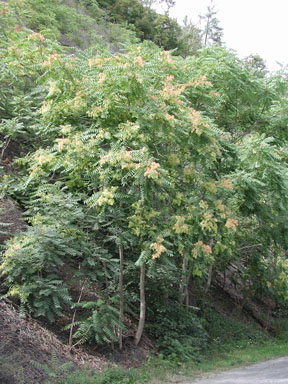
[205,239,214,294]
[163,290,169,305]
[204,15,210,46]
[185,272,190,306]
[69,276,86,349]
[135,265,145,346]
[205,264,213,293]
[179,258,189,304]
[119,244,124,350]
[103,261,108,290]
[1,136,11,160]
[223,269,226,289]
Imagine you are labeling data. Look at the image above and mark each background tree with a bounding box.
[244,54,268,78]
[139,0,175,14]
[177,16,202,57]
[200,0,223,46]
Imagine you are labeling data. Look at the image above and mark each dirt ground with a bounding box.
[0,300,106,384]
[0,198,26,245]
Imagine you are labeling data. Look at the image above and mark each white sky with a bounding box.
[155,0,288,71]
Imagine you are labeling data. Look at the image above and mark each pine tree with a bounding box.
[200,1,223,46]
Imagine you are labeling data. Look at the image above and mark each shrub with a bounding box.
[147,303,208,362]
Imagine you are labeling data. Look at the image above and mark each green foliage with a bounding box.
[204,307,268,350]
[271,317,288,340]
[94,0,201,53]
[1,0,200,56]
[147,303,208,361]
[2,0,288,357]
[0,222,84,320]
[0,208,11,250]
[67,298,125,345]
[185,46,273,136]
[30,350,73,379]
[2,0,136,50]
[55,367,137,384]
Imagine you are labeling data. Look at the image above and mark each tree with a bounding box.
[200,1,223,46]
[3,0,288,354]
[1,40,239,345]
[177,16,202,57]
[244,54,267,78]
[140,0,175,14]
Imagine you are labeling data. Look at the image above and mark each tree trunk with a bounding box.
[179,257,189,304]
[205,239,214,294]
[205,264,213,294]
[0,136,11,160]
[135,265,145,346]
[204,15,210,46]
[68,264,85,349]
[119,244,124,350]
[185,271,190,306]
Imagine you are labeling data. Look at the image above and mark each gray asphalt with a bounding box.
[188,357,288,384]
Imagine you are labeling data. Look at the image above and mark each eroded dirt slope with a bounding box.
[0,300,106,384]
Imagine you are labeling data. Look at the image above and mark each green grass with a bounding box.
[50,338,288,384]
[46,313,288,383]
[175,339,288,382]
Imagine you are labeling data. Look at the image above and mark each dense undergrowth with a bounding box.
[1,1,288,382]
[40,310,288,383]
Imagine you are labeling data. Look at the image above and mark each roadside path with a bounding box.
[183,356,288,384]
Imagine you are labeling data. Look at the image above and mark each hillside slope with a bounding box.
[0,300,106,383]
[1,1,288,383]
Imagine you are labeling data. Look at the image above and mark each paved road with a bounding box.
[187,357,288,384]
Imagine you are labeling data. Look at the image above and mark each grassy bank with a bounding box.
[49,337,288,384]
[184,339,288,380]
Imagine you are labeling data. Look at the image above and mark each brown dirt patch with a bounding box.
[0,300,107,384]
[0,198,26,245]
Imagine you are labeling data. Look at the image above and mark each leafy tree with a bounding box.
[1,38,239,345]
[244,54,268,78]
[139,0,175,14]
[2,0,288,355]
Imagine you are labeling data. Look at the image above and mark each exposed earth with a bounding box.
[0,300,106,384]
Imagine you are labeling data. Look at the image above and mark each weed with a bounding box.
[30,350,73,380]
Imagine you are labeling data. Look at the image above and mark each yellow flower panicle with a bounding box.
[160,50,174,65]
[151,237,166,259]
[220,178,233,190]
[56,138,70,151]
[174,216,189,234]
[225,218,238,231]
[200,212,218,233]
[98,72,106,83]
[43,53,61,68]
[191,75,212,87]
[216,200,225,212]
[28,32,45,41]
[40,100,53,114]
[97,187,118,207]
[206,182,217,193]
[189,108,202,135]
[134,56,145,67]
[162,75,188,100]
[192,241,212,258]
[144,162,160,179]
